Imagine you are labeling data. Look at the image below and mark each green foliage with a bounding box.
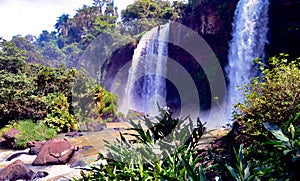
[43,93,78,133]
[262,120,300,179]
[94,85,118,119]
[236,54,300,135]
[75,109,207,180]
[0,120,56,149]
[0,39,26,74]
[231,55,300,180]
[0,42,46,126]
[121,0,174,22]
[0,43,115,132]
[11,35,43,64]
[211,145,260,181]
[119,0,175,37]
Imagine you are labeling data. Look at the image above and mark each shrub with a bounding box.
[236,54,300,135]
[232,54,300,180]
[43,93,78,133]
[94,85,118,119]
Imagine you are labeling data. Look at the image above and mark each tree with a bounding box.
[11,36,42,64]
[55,14,71,37]
[41,43,66,67]
[0,38,26,74]
[121,0,174,22]
[36,30,57,48]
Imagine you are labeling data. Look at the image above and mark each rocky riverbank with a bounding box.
[0,120,230,180]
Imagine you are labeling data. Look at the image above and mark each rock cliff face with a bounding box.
[268,0,300,58]
[103,0,300,110]
[102,43,136,89]
[166,0,239,109]
[180,0,239,68]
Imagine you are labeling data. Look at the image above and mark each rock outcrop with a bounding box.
[3,128,20,149]
[268,0,300,58]
[32,139,75,165]
[0,160,34,181]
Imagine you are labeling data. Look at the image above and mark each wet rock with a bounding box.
[31,171,49,180]
[3,128,20,149]
[68,146,91,168]
[6,151,28,161]
[70,160,87,168]
[27,140,45,155]
[32,139,75,166]
[65,131,83,138]
[93,123,106,132]
[0,160,34,181]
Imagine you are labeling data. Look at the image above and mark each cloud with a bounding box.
[0,0,93,40]
[0,0,136,40]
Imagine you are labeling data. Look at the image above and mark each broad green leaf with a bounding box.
[225,164,239,181]
[263,122,289,142]
[199,166,207,181]
[244,162,251,180]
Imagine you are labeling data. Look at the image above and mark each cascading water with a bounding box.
[122,23,170,115]
[226,0,269,119]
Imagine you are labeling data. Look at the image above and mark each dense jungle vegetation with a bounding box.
[0,0,299,180]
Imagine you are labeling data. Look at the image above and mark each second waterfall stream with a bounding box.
[226,0,269,120]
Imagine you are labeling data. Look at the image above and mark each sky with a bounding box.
[0,0,134,40]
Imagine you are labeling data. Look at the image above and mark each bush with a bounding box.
[236,54,300,134]
[94,85,118,119]
[43,93,78,133]
[233,54,300,180]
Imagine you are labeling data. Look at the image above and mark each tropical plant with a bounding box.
[262,117,300,180]
[55,14,71,37]
[211,145,262,181]
[230,54,300,180]
[74,109,207,180]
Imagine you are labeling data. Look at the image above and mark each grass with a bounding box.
[1,120,57,149]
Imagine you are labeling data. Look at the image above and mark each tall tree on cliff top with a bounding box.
[121,0,174,21]
[55,14,71,37]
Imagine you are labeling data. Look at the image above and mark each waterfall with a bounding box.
[122,23,170,115]
[226,0,269,119]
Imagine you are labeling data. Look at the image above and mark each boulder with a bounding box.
[32,139,75,166]
[27,140,45,155]
[3,128,20,149]
[0,160,34,181]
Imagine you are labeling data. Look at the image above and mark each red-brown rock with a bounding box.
[3,128,20,149]
[27,140,45,155]
[32,139,75,165]
[0,160,34,181]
